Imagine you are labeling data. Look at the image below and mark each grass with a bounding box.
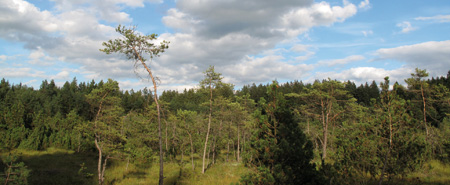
[106,154,248,185]
[2,148,450,185]
[1,147,97,185]
[1,149,248,185]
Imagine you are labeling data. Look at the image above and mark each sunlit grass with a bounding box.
[107,154,248,185]
[3,148,449,185]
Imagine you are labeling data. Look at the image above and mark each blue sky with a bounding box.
[1,0,450,92]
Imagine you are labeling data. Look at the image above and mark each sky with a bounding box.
[1,0,450,92]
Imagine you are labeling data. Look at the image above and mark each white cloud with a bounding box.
[376,40,450,76]
[358,0,371,10]
[362,30,373,37]
[396,21,416,34]
[415,15,450,23]
[1,0,362,91]
[223,55,314,86]
[158,0,360,87]
[317,55,365,67]
[312,67,412,85]
[0,67,47,78]
[53,70,70,80]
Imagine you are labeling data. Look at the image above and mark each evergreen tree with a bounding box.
[242,81,323,185]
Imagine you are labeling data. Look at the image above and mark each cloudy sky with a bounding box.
[1,0,450,92]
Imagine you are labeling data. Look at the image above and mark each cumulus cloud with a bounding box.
[1,0,363,91]
[0,67,47,79]
[317,55,365,67]
[396,21,416,34]
[415,15,450,23]
[312,67,413,85]
[53,70,70,80]
[358,0,371,10]
[158,0,361,87]
[376,40,450,76]
[222,55,314,86]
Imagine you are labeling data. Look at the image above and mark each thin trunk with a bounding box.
[233,141,236,160]
[172,119,177,160]
[307,118,310,135]
[95,138,103,185]
[202,78,213,174]
[379,149,390,185]
[134,47,163,185]
[165,120,168,156]
[101,155,109,185]
[4,161,11,185]
[140,61,164,185]
[189,133,194,171]
[227,120,231,162]
[181,144,184,165]
[243,131,246,155]
[94,92,107,185]
[212,134,216,165]
[421,83,428,140]
[237,122,240,162]
[207,142,211,166]
[321,99,328,161]
[77,134,81,153]
[126,157,129,172]
[226,140,230,162]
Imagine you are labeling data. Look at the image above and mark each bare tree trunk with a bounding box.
[139,60,164,185]
[126,157,130,172]
[421,83,428,140]
[165,120,168,156]
[227,120,231,162]
[101,155,109,185]
[242,131,246,156]
[237,122,240,162]
[202,78,213,174]
[212,134,216,164]
[188,132,194,171]
[321,99,328,161]
[95,138,103,185]
[207,142,211,166]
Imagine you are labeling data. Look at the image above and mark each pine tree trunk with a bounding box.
[188,132,194,171]
[202,79,213,174]
[95,138,103,185]
[237,122,240,162]
[321,99,328,161]
[421,83,428,140]
[212,134,216,164]
[139,61,164,185]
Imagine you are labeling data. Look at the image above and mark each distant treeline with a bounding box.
[1,68,450,184]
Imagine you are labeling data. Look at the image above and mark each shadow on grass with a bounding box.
[7,149,98,185]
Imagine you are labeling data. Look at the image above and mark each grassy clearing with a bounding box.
[2,148,450,184]
[106,155,248,185]
[1,149,248,185]
[1,147,97,185]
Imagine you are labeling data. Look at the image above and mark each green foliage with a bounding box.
[242,81,323,185]
[100,25,168,64]
[1,154,31,185]
[2,67,450,184]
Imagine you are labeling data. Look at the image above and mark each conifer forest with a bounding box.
[1,67,450,184]
[1,26,450,185]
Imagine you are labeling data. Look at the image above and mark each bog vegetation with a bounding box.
[1,67,450,184]
[1,26,450,185]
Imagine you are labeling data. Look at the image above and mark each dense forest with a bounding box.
[1,67,450,184]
